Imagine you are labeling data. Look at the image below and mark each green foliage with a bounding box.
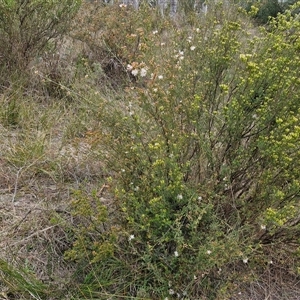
[64,188,116,264]
[65,2,300,298]
[246,0,298,24]
[0,258,47,299]
[256,0,283,24]
[0,91,20,127]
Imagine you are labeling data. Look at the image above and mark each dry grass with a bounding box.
[0,79,108,298]
[231,265,300,299]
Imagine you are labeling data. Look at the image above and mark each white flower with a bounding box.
[174,250,179,257]
[121,169,125,173]
[134,186,140,191]
[153,88,158,92]
[153,30,158,35]
[193,275,197,280]
[269,260,273,264]
[131,69,139,76]
[127,64,133,71]
[196,28,200,33]
[161,42,166,46]
[177,194,183,200]
[179,50,184,56]
[119,3,127,8]
[169,289,175,295]
[140,68,147,77]
[243,258,248,264]
[260,224,266,230]
[198,196,202,201]
[158,75,163,80]
[190,46,196,51]
[207,250,212,255]
[128,234,135,241]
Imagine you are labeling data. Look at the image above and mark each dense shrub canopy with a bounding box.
[65,1,300,299]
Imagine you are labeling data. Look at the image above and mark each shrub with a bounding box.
[255,0,283,24]
[0,0,81,86]
[247,0,297,24]
[70,1,168,88]
[67,2,300,299]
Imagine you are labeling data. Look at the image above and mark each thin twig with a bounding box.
[10,225,58,247]
[12,167,23,204]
